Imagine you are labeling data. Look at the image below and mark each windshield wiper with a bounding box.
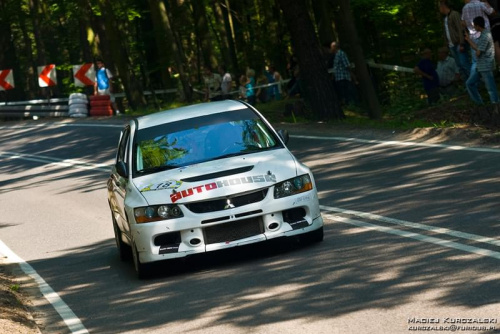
[212,152,248,161]
[213,146,279,161]
[137,165,179,175]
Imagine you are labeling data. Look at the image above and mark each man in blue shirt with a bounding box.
[465,16,499,104]
[414,49,440,104]
[94,58,119,114]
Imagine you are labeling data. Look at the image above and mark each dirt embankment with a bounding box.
[0,260,41,334]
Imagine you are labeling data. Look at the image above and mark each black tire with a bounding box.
[132,240,151,279]
[302,226,324,244]
[112,218,132,261]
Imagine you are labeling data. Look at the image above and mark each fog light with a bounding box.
[171,206,182,217]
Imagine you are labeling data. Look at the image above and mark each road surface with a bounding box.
[0,119,499,334]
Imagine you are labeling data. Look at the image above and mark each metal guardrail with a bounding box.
[113,88,178,98]
[0,98,69,106]
[0,61,415,118]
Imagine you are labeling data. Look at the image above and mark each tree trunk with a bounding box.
[0,0,24,100]
[148,0,174,88]
[149,0,192,102]
[333,0,382,119]
[277,0,344,120]
[77,0,95,62]
[222,0,240,75]
[211,0,233,71]
[29,0,46,65]
[97,0,146,110]
[17,1,38,98]
[311,0,335,47]
[192,0,216,69]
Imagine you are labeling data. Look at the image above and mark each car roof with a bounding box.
[135,100,249,129]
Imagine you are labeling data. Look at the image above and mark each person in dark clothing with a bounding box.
[414,49,440,104]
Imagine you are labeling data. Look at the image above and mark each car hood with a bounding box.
[133,148,298,205]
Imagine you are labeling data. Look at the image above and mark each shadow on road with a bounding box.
[289,137,500,237]
[28,223,500,333]
[0,124,119,194]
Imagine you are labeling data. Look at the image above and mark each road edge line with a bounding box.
[291,134,500,153]
[320,205,500,247]
[324,214,500,260]
[0,239,89,334]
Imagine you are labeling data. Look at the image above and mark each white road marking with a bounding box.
[0,122,124,130]
[323,213,500,260]
[320,205,500,248]
[0,240,89,334]
[2,122,500,154]
[2,130,499,333]
[0,151,111,173]
[291,134,500,154]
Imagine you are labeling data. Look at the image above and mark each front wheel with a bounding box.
[132,240,151,279]
[113,218,132,261]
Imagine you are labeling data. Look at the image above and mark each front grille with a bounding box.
[203,217,264,244]
[154,232,181,246]
[185,189,268,214]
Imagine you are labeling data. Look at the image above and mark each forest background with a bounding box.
[0,0,469,121]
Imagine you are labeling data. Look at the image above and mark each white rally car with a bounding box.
[108,100,323,277]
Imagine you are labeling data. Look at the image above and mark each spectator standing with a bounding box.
[331,41,356,105]
[286,55,299,93]
[486,0,499,12]
[462,0,495,75]
[240,74,256,106]
[489,15,500,64]
[439,1,471,80]
[465,16,499,104]
[414,49,440,105]
[203,66,222,102]
[327,42,337,72]
[437,47,461,97]
[287,65,302,98]
[264,66,276,100]
[267,65,282,100]
[218,65,232,100]
[256,73,269,103]
[94,58,119,114]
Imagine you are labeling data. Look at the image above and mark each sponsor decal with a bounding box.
[293,195,311,206]
[170,174,276,203]
[159,245,179,254]
[141,180,183,192]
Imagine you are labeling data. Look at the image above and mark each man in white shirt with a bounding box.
[204,66,222,102]
[462,0,496,77]
[218,65,233,100]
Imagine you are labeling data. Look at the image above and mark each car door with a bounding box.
[111,126,131,233]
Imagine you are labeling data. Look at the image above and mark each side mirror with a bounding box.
[278,129,289,145]
[116,161,129,178]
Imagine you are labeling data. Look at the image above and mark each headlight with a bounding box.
[134,204,183,224]
[274,174,313,199]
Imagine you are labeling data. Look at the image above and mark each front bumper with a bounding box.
[130,189,323,264]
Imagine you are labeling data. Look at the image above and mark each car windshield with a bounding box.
[134,108,282,176]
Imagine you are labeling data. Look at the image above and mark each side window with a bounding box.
[117,128,130,163]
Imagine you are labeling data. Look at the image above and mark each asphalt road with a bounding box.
[0,119,499,334]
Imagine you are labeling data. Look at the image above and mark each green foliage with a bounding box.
[139,137,188,169]
[9,284,20,292]
[0,0,470,123]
